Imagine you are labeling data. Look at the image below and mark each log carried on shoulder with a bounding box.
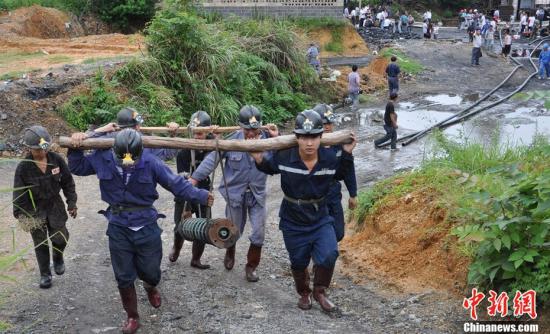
[58,130,354,152]
[140,126,268,134]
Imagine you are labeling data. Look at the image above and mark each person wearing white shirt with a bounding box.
[351,8,356,25]
[520,12,528,33]
[528,15,536,32]
[471,29,482,65]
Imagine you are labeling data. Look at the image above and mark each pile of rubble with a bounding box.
[357,27,421,49]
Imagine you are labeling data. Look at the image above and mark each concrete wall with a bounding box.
[199,0,344,18]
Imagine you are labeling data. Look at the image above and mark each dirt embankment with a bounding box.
[340,188,470,296]
[304,25,369,58]
[0,6,143,77]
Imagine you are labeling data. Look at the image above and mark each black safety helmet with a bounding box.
[189,110,211,127]
[294,110,324,135]
[113,129,143,167]
[312,103,336,124]
[238,105,262,129]
[23,125,51,150]
[117,107,143,129]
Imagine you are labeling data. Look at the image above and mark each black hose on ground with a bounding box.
[399,38,548,147]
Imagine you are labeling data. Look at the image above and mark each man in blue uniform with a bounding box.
[306,43,321,75]
[68,129,213,334]
[190,105,278,282]
[385,56,401,96]
[250,110,356,313]
[169,111,215,269]
[312,104,357,242]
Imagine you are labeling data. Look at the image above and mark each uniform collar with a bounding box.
[289,146,327,163]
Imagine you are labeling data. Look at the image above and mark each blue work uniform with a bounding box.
[385,62,400,95]
[68,149,209,288]
[255,146,354,270]
[192,130,270,246]
[326,145,357,242]
[307,46,321,74]
[86,129,178,161]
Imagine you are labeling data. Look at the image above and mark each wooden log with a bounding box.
[139,126,268,134]
[58,130,354,152]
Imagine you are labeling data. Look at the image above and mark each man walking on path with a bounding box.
[385,56,400,96]
[13,126,78,289]
[306,43,321,75]
[539,43,550,80]
[471,28,483,66]
[169,111,216,268]
[190,105,279,282]
[68,129,213,334]
[250,110,356,313]
[374,94,399,150]
[348,65,361,110]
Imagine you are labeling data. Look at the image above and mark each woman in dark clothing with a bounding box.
[13,126,78,288]
[374,94,399,150]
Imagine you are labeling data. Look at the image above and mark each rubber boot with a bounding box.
[52,251,65,275]
[190,241,210,269]
[168,233,184,263]
[292,269,312,310]
[245,244,261,282]
[313,265,337,313]
[35,243,52,289]
[224,245,236,270]
[143,282,161,308]
[119,285,140,334]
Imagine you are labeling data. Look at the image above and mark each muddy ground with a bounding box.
[1,26,550,334]
[0,159,468,334]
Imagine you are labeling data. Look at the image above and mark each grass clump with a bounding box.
[46,54,72,64]
[353,133,550,305]
[380,47,423,75]
[112,7,321,126]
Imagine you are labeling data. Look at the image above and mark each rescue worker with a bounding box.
[306,43,321,75]
[68,129,213,334]
[169,111,215,268]
[189,105,279,282]
[13,126,78,288]
[250,110,356,313]
[385,56,400,96]
[73,106,179,161]
[312,104,358,242]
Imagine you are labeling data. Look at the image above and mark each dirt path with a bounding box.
[0,159,466,334]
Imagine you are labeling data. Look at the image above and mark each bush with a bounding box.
[353,135,550,305]
[94,0,158,31]
[114,8,319,126]
[59,69,124,130]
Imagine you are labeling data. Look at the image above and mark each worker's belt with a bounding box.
[283,195,325,211]
[100,205,154,215]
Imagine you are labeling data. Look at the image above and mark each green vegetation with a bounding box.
[62,6,325,128]
[0,0,86,13]
[59,69,125,130]
[380,47,423,75]
[0,51,45,65]
[46,54,72,64]
[289,17,347,30]
[513,90,550,110]
[353,134,550,304]
[0,69,38,80]
[324,27,344,53]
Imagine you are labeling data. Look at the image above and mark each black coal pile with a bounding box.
[357,27,421,49]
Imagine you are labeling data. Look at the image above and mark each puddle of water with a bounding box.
[399,102,416,109]
[425,94,463,106]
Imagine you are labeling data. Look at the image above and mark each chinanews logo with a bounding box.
[461,288,540,333]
